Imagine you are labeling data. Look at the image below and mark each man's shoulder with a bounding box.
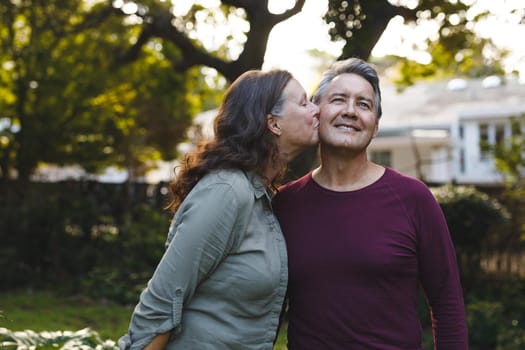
[385,167,425,186]
[278,172,312,194]
[383,167,434,199]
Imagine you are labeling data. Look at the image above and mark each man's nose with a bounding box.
[343,102,355,117]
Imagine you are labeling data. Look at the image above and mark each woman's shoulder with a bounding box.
[195,169,258,201]
[200,169,251,188]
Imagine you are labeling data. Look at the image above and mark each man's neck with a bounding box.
[312,155,385,192]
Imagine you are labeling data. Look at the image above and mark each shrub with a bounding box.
[431,185,509,293]
[0,328,118,350]
[0,181,170,305]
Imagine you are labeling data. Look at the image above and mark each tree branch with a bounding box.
[271,0,306,24]
[111,0,306,81]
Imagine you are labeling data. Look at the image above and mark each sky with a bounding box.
[262,0,525,90]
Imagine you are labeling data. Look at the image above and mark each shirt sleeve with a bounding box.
[121,181,248,350]
[415,187,469,350]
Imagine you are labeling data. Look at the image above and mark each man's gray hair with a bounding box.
[312,57,382,119]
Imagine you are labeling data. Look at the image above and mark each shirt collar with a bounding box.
[244,170,272,201]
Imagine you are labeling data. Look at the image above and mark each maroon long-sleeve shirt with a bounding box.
[273,167,468,350]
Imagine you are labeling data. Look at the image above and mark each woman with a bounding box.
[118,69,319,350]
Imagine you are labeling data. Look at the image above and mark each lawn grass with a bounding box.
[0,290,132,341]
[1,289,289,348]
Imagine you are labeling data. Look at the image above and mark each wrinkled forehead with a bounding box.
[324,73,375,98]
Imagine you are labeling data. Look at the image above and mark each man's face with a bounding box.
[317,73,379,154]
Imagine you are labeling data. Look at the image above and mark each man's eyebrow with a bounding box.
[327,92,347,99]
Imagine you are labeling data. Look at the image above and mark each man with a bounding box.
[273,58,468,349]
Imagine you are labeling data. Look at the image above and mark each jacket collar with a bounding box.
[244,170,272,201]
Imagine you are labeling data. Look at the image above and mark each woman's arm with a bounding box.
[120,178,246,349]
[143,333,169,350]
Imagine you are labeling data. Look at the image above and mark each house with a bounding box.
[369,76,525,186]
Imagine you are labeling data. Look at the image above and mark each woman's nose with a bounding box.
[309,101,320,113]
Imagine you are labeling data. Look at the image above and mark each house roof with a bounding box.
[379,76,525,132]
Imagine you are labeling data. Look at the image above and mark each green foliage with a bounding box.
[1,0,515,180]
[6,288,525,349]
[481,114,525,260]
[432,185,510,294]
[0,328,118,350]
[389,56,438,90]
[0,1,222,181]
[79,203,169,304]
[393,36,506,89]
[0,181,169,302]
[489,115,525,186]
[432,185,509,252]
[467,301,503,348]
[467,282,525,350]
[0,291,131,341]
[324,1,510,86]
[445,198,525,350]
[1,289,285,348]
[497,324,525,350]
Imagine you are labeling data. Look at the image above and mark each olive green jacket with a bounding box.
[118,169,288,350]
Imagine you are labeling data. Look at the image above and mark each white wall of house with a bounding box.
[368,131,452,183]
[452,113,521,184]
[374,76,525,186]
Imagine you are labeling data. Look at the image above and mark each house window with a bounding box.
[479,123,489,160]
[460,148,465,173]
[371,150,392,167]
[495,124,505,147]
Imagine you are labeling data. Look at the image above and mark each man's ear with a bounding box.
[266,114,282,136]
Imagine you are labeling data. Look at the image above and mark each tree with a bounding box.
[323,0,517,88]
[92,0,520,180]
[0,1,217,182]
[1,0,519,181]
[108,0,306,82]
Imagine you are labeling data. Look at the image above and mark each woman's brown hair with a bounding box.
[166,69,293,212]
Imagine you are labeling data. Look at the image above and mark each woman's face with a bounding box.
[271,78,320,159]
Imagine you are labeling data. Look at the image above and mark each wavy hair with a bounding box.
[167,69,293,212]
